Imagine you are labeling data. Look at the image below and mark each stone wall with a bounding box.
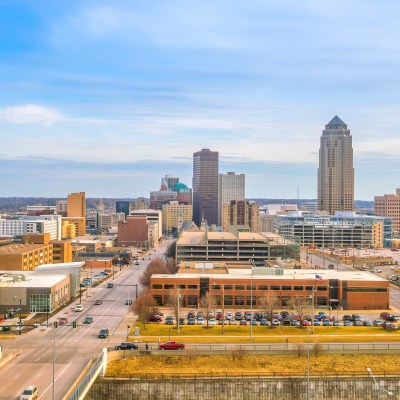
[86,377,399,399]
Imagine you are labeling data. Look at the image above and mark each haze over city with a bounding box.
[1,1,400,199]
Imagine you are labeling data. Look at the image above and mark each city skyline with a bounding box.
[1,2,400,199]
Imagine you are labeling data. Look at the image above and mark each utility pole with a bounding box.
[222,285,225,335]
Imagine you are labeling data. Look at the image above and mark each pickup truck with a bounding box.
[159,341,185,350]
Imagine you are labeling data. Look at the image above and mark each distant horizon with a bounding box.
[2,2,400,198]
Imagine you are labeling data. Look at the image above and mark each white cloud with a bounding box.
[2,104,63,126]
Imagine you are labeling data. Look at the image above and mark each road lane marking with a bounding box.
[35,357,41,362]
[38,361,72,399]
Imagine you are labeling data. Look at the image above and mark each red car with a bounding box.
[149,314,163,322]
[94,300,102,305]
[59,317,68,325]
[159,341,185,350]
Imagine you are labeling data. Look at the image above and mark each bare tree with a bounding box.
[166,288,183,329]
[131,289,156,330]
[140,258,169,287]
[166,257,178,274]
[166,240,177,259]
[199,291,217,327]
[288,296,312,326]
[258,294,280,328]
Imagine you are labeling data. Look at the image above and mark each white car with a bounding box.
[75,304,84,312]
[225,312,232,320]
[197,317,204,325]
[208,318,216,325]
[20,385,38,400]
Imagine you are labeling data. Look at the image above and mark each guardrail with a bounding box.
[133,342,400,352]
[66,353,104,400]
[103,370,396,380]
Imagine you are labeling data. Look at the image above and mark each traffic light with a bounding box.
[53,321,58,328]
[72,321,77,328]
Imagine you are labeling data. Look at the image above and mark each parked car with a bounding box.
[115,342,138,350]
[58,317,68,325]
[216,311,223,320]
[244,312,252,321]
[372,319,383,326]
[302,320,311,326]
[353,320,363,326]
[83,316,93,324]
[197,317,204,325]
[313,320,321,326]
[159,341,185,350]
[98,328,109,338]
[363,321,373,327]
[380,312,393,321]
[187,312,195,319]
[282,319,291,326]
[125,300,133,305]
[342,315,352,321]
[234,312,243,321]
[352,314,361,321]
[75,304,83,312]
[19,385,38,400]
[94,299,102,305]
[165,316,174,325]
[260,318,268,326]
[225,312,232,320]
[271,319,280,326]
[149,314,163,322]
[328,264,335,269]
[239,319,247,325]
[343,320,352,326]
[106,282,114,288]
[208,318,216,325]
[197,312,204,319]
[179,317,185,325]
[187,318,196,325]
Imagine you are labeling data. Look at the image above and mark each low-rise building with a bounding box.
[177,225,300,266]
[0,243,53,271]
[274,212,392,249]
[150,265,389,310]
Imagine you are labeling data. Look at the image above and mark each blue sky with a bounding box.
[1,1,400,200]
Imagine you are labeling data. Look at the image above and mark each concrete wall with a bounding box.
[86,377,399,400]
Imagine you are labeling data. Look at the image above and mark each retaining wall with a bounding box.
[85,377,400,399]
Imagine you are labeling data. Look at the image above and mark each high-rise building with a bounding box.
[317,116,354,214]
[222,200,259,231]
[162,202,193,234]
[375,188,400,233]
[67,192,86,218]
[193,148,219,226]
[164,174,179,190]
[116,200,134,216]
[218,172,245,225]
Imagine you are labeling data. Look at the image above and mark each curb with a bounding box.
[0,349,23,369]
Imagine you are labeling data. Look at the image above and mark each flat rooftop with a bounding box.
[0,243,51,255]
[0,271,68,287]
[153,269,387,282]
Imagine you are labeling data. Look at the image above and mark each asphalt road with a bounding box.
[0,241,171,400]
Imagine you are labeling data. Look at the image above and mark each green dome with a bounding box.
[172,182,189,192]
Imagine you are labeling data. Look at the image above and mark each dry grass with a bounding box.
[133,323,400,343]
[106,354,400,376]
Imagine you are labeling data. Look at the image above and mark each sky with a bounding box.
[1,1,400,200]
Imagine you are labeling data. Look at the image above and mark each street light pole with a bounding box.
[19,298,22,335]
[177,287,180,334]
[307,328,311,400]
[311,285,315,334]
[222,284,225,335]
[52,324,56,400]
[366,367,393,398]
[250,267,253,342]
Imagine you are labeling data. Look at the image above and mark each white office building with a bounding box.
[218,172,245,226]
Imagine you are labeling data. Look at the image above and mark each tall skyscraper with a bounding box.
[218,172,245,225]
[317,116,354,214]
[193,148,219,226]
[67,192,86,218]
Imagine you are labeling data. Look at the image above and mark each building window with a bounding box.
[282,286,292,291]
[344,287,387,292]
[152,284,162,289]
[306,286,313,291]
[246,285,256,291]
[271,286,280,291]
[224,295,233,306]
[294,286,304,291]
[164,284,174,289]
[188,285,198,289]
[258,285,268,290]
[235,285,245,290]
[225,285,233,290]
[187,295,198,306]
[317,286,327,291]
[177,285,186,289]
[235,296,245,306]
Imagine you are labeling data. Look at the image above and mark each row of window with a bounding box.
[153,284,330,291]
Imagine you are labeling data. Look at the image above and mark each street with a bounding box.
[0,241,170,400]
